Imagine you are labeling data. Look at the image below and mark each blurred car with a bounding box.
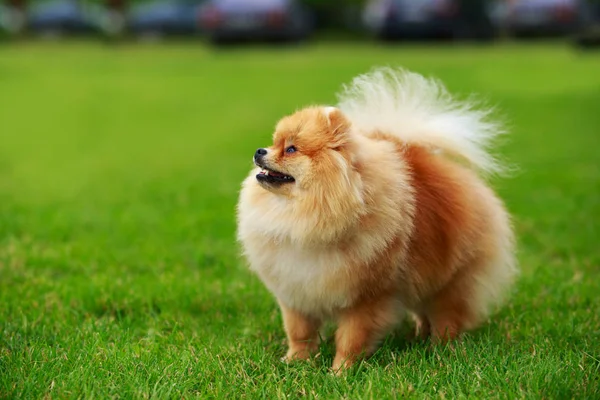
[362,0,495,40]
[501,0,581,37]
[128,0,206,38]
[27,0,105,37]
[199,0,313,44]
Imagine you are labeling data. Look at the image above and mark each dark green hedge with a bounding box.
[298,0,367,31]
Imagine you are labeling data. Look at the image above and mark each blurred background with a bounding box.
[1,0,599,46]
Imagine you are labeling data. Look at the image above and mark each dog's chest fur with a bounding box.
[245,239,356,317]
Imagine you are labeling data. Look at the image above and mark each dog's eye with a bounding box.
[285,146,297,154]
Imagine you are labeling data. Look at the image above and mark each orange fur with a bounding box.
[237,71,516,373]
[279,302,321,361]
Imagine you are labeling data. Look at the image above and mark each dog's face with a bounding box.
[241,106,365,243]
[252,106,353,197]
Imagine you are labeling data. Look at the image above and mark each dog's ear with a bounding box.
[324,107,351,138]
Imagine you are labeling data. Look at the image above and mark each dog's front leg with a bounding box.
[279,302,321,362]
[332,296,401,374]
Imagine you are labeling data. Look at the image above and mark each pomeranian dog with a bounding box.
[237,68,517,373]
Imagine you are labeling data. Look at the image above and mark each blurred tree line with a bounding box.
[298,0,366,32]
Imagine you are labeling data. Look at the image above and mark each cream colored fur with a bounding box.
[337,67,507,175]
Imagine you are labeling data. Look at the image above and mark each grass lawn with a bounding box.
[0,41,599,399]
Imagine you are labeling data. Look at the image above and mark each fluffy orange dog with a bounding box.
[237,68,517,373]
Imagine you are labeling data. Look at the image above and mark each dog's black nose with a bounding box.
[255,148,267,159]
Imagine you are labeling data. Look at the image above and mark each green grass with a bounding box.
[0,41,599,399]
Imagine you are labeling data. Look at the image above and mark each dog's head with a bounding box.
[253,106,355,195]
[244,106,365,243]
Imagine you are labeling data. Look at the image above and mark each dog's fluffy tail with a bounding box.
[337,67,507,176]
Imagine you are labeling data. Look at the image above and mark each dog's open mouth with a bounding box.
[256,167,295,184]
